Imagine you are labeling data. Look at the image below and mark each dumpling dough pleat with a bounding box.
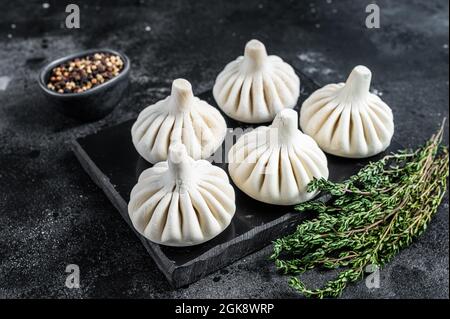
[228,109,329,205]
[132,78,227,163]
[300,65,394,158]
[213,39,300,123]
[128,143,236,247]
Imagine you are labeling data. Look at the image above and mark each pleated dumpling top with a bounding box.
[228,109,328,205]
[300,65,394,158]
[132,78,227,163]
[128,143,236,247]
[213,39,300,124]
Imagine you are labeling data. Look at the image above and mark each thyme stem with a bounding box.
[271,121,449,298]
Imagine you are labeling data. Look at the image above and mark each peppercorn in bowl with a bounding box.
[38,49,130,121]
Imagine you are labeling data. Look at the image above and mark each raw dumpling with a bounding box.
[213,39,300,124]
[132,78,227,163]
[300,65,394,158]
[128,143,236,247]
[228,109,328,205]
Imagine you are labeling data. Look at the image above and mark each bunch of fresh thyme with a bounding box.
[271,122,449,298]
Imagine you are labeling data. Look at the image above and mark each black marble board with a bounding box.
[71,71,400,288]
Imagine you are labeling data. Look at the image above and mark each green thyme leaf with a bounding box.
[272,121,449,298]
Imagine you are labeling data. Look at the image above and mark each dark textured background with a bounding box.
[0,0,448,298]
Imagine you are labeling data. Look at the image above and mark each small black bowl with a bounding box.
[38,48,130,121]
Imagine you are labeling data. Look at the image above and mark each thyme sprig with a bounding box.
[271,121,449,298]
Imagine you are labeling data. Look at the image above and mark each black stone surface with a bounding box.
[72,77,401,287]
[0,0,448,298]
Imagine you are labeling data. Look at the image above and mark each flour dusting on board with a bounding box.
[0,76,12,91]
[297,52,336,76]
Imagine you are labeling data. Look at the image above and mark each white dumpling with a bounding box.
[213,39,300,124]
[300,65,394,158]
[128,143,236,247]
[132,78,227,163]
[228,109,328,205]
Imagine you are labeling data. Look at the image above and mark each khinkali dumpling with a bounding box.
[128,143,236,247]
[300,65,394,158]
[228,109,328,205]
[132,78,227,163]
[213,39,300,124]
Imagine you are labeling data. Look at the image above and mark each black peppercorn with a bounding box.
[46,52,124,94]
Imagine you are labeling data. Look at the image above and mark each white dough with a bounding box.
[228,109,328,205]
[213,39,300,124]
[132,78,227,163]
[128,143,236,247]
[300,65,394,158]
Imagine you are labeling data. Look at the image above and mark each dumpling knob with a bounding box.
[213,39,300,124]
[228,109,329,205]
[243,39,268,70]
[271,108,299,142]
[167,142,192,190]
[128,143,236,246]
[300,65,394,158]
[338,65,372,101]
[169,78,195,111]
[132,78,227,163]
